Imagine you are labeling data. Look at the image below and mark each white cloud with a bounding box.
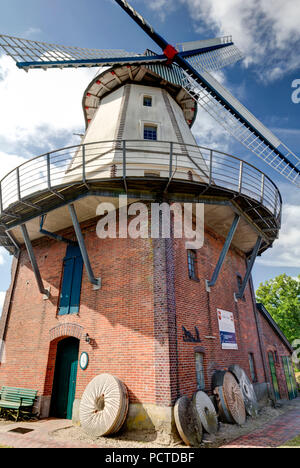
[0,55,95,152]
[147,0,300,81]
[0,151,27,180]
[183,0,300,80]
[257,204,300,267]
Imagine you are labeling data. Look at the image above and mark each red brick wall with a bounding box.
[0,213,293,409]
[0,219,156,405]
[258,312,292,400]
[172,226,266,400]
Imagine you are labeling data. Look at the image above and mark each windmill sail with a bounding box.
[0,34,166,70]
[177,37,234,52]
[114,0,300,188]
[181,70,300,186]
[177,37,244,73]
[183,44,244,73]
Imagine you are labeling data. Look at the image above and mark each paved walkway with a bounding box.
[221,408,300,448]
[0,419,99,448]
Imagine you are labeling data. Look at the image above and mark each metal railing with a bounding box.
[0,140,282,221]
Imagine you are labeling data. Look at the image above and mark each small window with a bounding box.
[58,245,83,316]
[195,353,205,391]
[143,96,152,107]
[144,125,157,141]
[249,353,257,383]
[187,249,198,280]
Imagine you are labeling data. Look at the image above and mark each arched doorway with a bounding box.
[50,337,79,419]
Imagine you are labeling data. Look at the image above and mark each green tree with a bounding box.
[256,274,300,345]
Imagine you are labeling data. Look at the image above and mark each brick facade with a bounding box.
[258,311,293,400]
[0,210,294,416]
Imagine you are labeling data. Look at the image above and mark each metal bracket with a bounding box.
[206,214,240,289]
[20,224,50,298]
[235,236,262,300]
[40,215,77,246]
[68,203,101,289]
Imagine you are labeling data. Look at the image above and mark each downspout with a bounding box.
[249,274,268,382]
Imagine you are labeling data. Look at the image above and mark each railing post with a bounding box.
[47,153,51,190]
[82,144,88,188]
[209,150,213,186]
[0,181,3,214]
[274,190,279,217]
[82,144,86,183]
[16,167,21,201]
[123,140,127,192]
[169,142,173,180]
[260,173,265,203]
[47,152,64,200]
[238,161,243,193]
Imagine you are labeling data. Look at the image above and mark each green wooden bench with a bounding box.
[0,387,37,421]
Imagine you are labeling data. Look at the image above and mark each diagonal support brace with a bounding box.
[206,214,240,290]
[235,236,262,300]
[20,224,50,298]
[68,204,101,290]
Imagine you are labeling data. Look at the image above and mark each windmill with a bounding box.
[0,1,297,429]
[0,0,299,188]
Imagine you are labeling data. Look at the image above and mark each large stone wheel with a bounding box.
[214,372,246,425]
[174,396,203,447]
[212,370,227,390]
[192,391,218,434]
[79,374,129,437]
[229,365,259,418]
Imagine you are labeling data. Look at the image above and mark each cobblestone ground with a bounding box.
[0,400,299,449]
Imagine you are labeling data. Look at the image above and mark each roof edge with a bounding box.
[256,302,294,354]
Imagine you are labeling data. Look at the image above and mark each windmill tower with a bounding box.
[0,0,297,435]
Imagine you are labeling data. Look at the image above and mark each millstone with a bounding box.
[174,396,203,447]
[192,391,218,434]
[79,374,129,437]
[212,370,227,390]
[229,364,259,418]
[214,372,246,425]
[213,386,234,424]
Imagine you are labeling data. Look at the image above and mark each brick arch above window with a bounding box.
[49,323,84,342]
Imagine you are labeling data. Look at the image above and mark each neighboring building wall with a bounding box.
[258,312,294,400]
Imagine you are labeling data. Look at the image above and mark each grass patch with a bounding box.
[279,434,300,448]
[0,445,12,448]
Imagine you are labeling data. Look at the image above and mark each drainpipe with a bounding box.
[249,274,268,382]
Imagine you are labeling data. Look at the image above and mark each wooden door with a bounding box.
[51,337,79,419]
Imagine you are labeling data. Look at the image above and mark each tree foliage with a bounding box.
[256,274,300,345]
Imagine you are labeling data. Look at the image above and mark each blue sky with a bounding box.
[0,0,299,311]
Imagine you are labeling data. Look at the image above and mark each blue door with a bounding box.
[58,245,83,316]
